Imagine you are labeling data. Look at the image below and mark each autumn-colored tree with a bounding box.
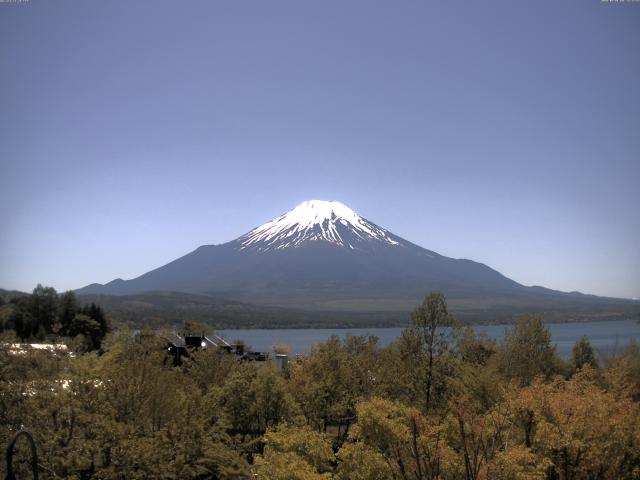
[336,441,393,479]
[253,425,334,479]
[449,395,513,480]
[343,397,461,480]
[604,340,640,401]
[484,447,549,480]
[509,370,640,479]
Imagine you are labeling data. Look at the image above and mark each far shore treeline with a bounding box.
[2,289,640,479]
[3,284,639,335]
[0,284,109,351]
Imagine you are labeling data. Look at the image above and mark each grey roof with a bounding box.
[162,331,231,349]
[164,332,186,348]
[204,334,231,348]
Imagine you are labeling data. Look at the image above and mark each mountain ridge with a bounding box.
[76,200,638,319]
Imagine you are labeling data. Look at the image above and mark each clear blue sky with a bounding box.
[1,0,638,299]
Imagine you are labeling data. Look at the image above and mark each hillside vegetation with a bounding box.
[80,289,640,327]
[2,293,640,479]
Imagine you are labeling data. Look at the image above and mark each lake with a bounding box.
[220,319,640,357]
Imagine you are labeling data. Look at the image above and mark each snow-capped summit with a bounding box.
[238,200,402,251]
[78,200,637,325]
[77,199,622,324]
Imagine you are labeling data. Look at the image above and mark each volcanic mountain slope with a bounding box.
[77,200,637,315]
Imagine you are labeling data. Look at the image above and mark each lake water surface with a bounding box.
[220,319,640,357]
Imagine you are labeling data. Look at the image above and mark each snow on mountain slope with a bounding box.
[74,198,636,321]
[238,200,402,251]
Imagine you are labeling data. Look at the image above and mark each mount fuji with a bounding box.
[77,200,637,320]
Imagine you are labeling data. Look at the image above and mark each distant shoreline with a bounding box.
[211,316,640,330]
[219,319,640,357]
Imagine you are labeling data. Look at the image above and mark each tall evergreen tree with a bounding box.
[80,303,110,349]
[572,335,598,372]
[8,297,36,340]
[29,284,58,335]
[57,291,79,336]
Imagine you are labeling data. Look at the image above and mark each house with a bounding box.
[157,330,278,366]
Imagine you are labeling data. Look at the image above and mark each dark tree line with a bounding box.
[0,284,109,350]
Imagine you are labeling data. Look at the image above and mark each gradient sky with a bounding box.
[1,0,638,299]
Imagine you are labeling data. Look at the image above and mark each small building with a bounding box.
[274,353,288,370]
[162,331,238,365]
[157,330,276,366]
[183,333,232,351]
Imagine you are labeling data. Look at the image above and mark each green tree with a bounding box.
[401,292,457,411]
[571,336,598,372]
[182,319,213,336]
[57,290,79,336]
[457,327,496,366]
[252,366,299,433]
[288,335,369,433]
[455,327,503,412]
[216,364,259,442]
[184,344,238,391]
[88,332,250,479]
[81,303,109,346]
[29,284,59,337]
[69,314,102,351]
[494,314,563,386]
[335,441,392,480]
[1,300,34,340]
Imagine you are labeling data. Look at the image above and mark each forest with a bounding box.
[2,291,640,479]
[0,285,109,352]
